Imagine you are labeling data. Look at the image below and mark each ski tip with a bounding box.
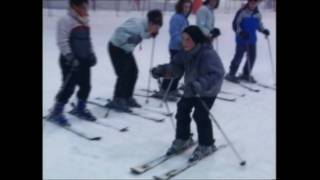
[153,175,166,180]
[167,113,174,116]
[120,127,129,132]
[130,167,143,174]
[156,119,165,123]
[240,160,247,166]
[90,137,102,141]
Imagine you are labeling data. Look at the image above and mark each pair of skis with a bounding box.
[131,144,228,180]
[94,97,172,117]
[138,89,239,102]
[44,116,102,141]
[70,102,129,132]
[44,99,138,141]
[87,99,165,123]
[228,80,276,92]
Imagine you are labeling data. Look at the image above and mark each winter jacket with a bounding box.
[160,43,225,98]
[233,5,266,45]
[110,18,151,53]
[57,8,95,63]
[196,5,215,37]
[169,13,189,50]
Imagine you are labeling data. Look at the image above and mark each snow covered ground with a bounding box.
[43,8,276,179]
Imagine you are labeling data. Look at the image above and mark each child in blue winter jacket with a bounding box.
[153,0,193,101]
[225,0,270,83]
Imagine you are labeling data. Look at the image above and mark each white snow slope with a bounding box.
[43,8,276,179]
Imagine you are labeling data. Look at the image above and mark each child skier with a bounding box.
[151,26,225,162]
[107,9,163,112]
[47,0,97,126]
[153,0,193,101]
[225,0,270,83]
[196,0,221,43]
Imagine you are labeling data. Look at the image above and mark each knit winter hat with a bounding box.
[147,9,163,26]
[182,25,207,44]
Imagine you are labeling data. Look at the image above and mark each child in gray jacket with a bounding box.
[106,9,163,112]
[151,26,225,162]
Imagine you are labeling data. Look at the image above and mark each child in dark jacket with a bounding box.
[47,0,97,126]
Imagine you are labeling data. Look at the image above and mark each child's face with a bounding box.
[148,24,161,34]
[72,3,89,17]
[248,0,258,10]
[208,0,218,9]
[183,2,192,15]
[182,33,196,52]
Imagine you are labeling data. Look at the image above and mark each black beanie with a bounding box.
[183,25,207,44]
[147,9,163,26]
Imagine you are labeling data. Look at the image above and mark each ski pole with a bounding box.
[160,78,176,131]
[159,78,174,108]
[56,60,79,101]
[266,36,276,84]
[163,100,176,131]
[145,38,156,104]
[216,38,219,53]
[196,94,246,166]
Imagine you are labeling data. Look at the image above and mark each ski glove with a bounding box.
[262,29,270,36]
[210,28,221,38]
[190,81,202,94]
[88,53,97,67]
[64,53,79,69]
[239,31,250,40]
[151,65,165,79]
[151,64,172,79]
[127,35,142,44]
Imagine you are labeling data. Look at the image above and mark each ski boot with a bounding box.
[166,137,195,156]
[188,144,217,162]
[225,73,240,83]
[151,89,178,102]
[238,74,257,83]
[69,99,97,121]
[126,97,141,108]
[105,97,132,113]
[47,102,70,127]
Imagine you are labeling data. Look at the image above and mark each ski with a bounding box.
[239,80,275,91]
[153,144,228,180]
[255,82,276,90]
[44,116,102,141]
[95,97,172,117]
[70,102,129,132]
[91,120,129,132]
[87,100,165,123]
[130,141,197,174]
[216,96,236,102]
[238,82,260,92]
[220,90,246,97]
[134,93,176,101]
[138,90,236,102]
[224,79,260,92]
